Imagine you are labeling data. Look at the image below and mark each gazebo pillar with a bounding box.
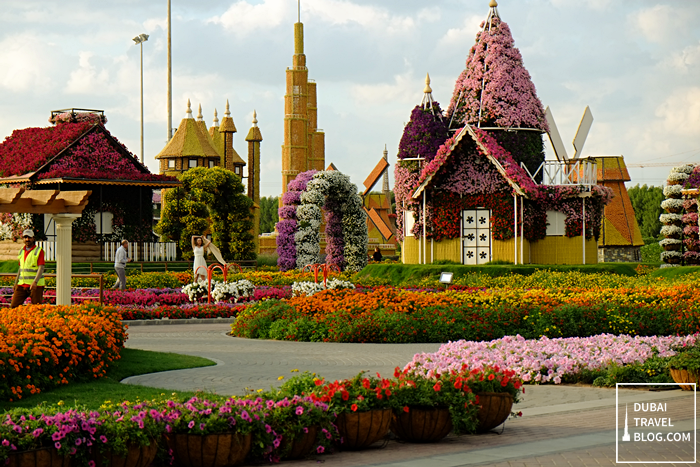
[52,214,81,305]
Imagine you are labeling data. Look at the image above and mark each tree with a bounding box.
[628,184,664,239]
[259,196,279,233]
[156,167,255,261]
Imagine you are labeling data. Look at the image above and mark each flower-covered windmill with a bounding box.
[545,106,644,261]
[395,0,613,266]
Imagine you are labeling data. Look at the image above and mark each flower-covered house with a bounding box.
[0,109,178,259]
[395,2,612,265]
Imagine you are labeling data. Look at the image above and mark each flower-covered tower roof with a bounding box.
[397,75,449,164]
[446,0,548,132]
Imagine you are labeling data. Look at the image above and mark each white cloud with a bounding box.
[209,0,289,36]
[350,71,421,107]
[667,41,700,71]
[656,87,700,136]
[629,4,689,45]
[437,14,482,51]
[548,0,613,10]
[65,52,111,95]
[0,33,60,93]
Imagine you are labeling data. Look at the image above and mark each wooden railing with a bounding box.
[0,273,104,307]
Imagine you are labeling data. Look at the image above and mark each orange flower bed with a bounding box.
[0,304,126,401]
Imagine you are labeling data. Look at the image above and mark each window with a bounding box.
[188,159,197,168]
[404,211,415,237]
[168,159,175,168]
[208,160,215,168]
[235,166,241,175]
[546,211,566,236]
[94,212,114,234]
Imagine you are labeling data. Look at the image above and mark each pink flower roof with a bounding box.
[413,125,533,199]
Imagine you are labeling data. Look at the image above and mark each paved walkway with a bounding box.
[124,322,698,466]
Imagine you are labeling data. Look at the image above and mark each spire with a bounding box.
[420,73,440,119]
[186,99,193,119]
[246,110,263,142]
[196,104,204,122]
[382,144,390,195]
[294,0,304,55]
[486,0,500,28]
[212,108,219,127]
[219,99,237,133]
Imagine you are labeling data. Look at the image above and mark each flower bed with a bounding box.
[406,334,699,384]
[118,303,243,320]
[231,283,700,343]
[0,304,125,401]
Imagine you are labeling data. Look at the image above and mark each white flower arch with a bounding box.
[295,171,368,272]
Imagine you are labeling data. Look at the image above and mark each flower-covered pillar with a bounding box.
[659,165,691,264]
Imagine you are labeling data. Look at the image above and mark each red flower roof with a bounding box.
[0,122,93,177]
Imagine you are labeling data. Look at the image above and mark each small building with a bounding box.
[0,108,179,260]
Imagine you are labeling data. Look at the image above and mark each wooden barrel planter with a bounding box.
[90,442,158,467]
[476,393,513,433]
[167,433,252,467]
[336,409,391,450]
[279,426,319,460]
[390,407,453,443]
[669,368,699,391]
[6,448,71,467]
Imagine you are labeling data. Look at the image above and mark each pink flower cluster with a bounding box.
[446,18,548,131]
[406,334,698,384]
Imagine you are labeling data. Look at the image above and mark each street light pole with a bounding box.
[133,33,149,164]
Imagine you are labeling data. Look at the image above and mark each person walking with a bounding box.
[11,229,45,308]
[113,240,132,290]
[192,235,211,282]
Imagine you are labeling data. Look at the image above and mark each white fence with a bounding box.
[103,242,178,262]
[37,241,57,261]
[36,241,178,262]
[522,160,597,187]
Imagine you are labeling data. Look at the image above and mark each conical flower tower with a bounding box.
[446,0,547,177]
[394,74,449,243]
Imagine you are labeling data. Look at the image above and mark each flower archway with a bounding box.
[277,170,368,272]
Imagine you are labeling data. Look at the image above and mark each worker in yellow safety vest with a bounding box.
[11,228,45,308]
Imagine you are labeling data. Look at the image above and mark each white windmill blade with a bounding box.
[572,106,593,159]
[545,106,569,161]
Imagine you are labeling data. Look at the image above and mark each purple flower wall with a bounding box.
[277,170,316,271]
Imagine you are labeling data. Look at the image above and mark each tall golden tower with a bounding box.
[281,6,325,195]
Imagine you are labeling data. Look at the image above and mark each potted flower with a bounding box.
[389,366,479,442]
[310,372,394,450]
[667,346,700,391]
[0,406,89,467]
[90,401,165,467]
[261,395,338,461]
[163,396,265,467]
[463,366,524,433]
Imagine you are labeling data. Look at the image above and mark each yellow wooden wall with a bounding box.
[400,236,598,265]
[530,236,598,264]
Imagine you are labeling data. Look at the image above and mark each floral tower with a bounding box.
[281,10,325,197]
[446,0,547,177]
[394,74,449,244]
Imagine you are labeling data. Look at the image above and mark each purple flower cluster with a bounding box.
[397,104,449,163]
[277,171,317,271]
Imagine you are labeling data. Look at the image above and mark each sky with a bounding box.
[1,0,699,197]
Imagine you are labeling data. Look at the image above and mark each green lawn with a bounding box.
[1,348,217,411]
